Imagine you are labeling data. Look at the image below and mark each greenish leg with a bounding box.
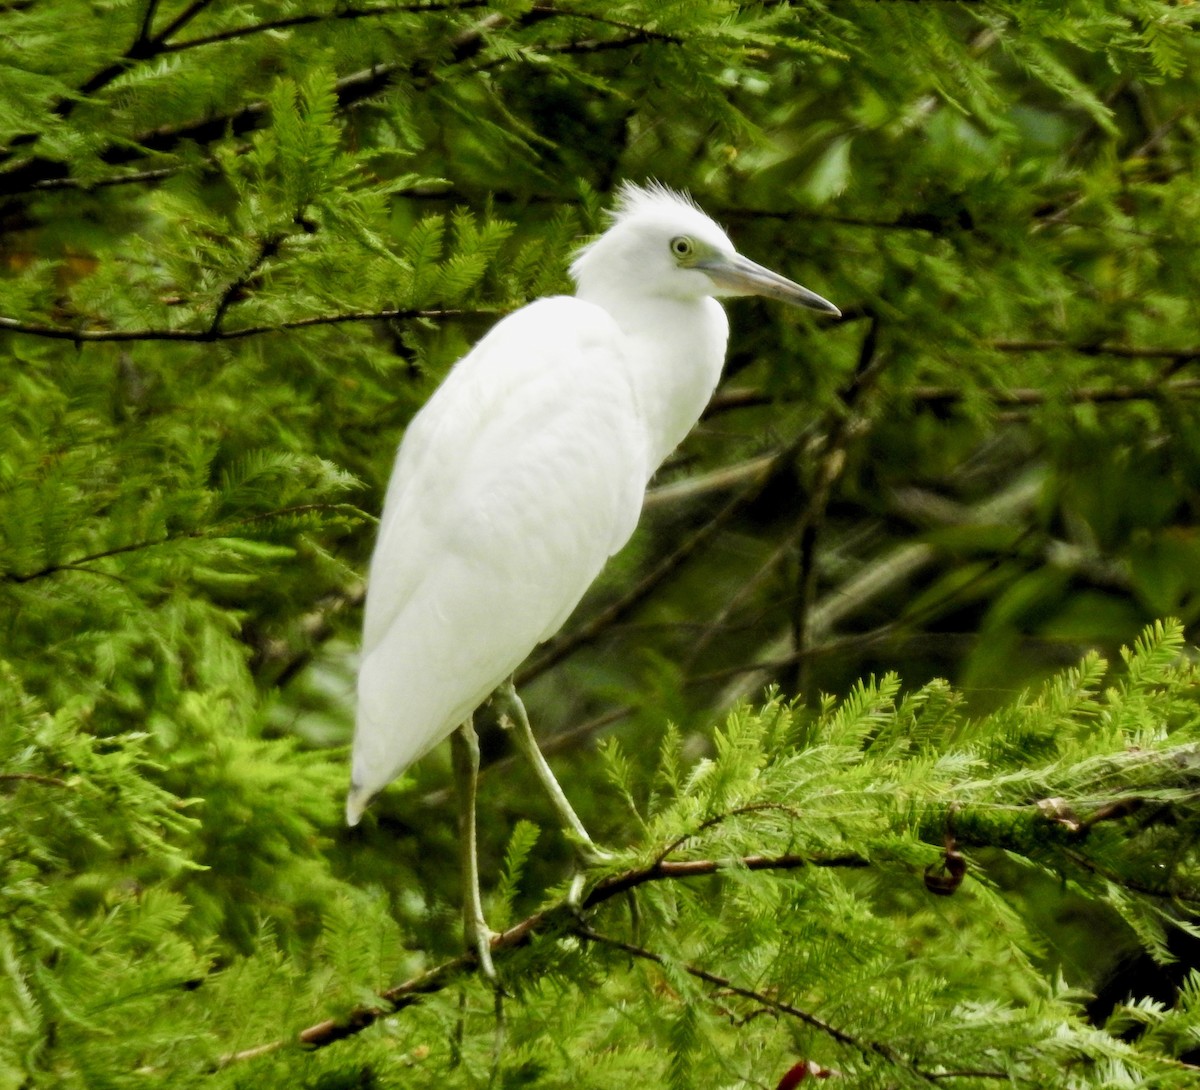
[495,679,613,873]
[450,718,497,981]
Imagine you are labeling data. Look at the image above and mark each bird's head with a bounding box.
[571,182,840,317]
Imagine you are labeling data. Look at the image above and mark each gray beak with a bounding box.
[698,252,841,317]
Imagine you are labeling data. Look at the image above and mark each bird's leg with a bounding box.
[494,679,612,873]
[450,718,498,982]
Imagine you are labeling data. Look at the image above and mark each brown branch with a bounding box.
[219,847,870,1064]
[0,10,509,195]
[159,2,490,54]
[207,232,287,337]
[987,340,1200,361]
[573,926,936,1081]
[792,316,885,694]
[2,503,364,585]
[0,307,489,343]
[0,772,71,788]
[911,379,1200,410]
[28,165,183,192]
[708,378,1200,419]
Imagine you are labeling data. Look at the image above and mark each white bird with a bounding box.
[347,182,838,974]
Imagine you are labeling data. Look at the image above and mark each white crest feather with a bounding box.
[609,180,703,223]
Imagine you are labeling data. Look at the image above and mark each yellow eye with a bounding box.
[670,236,694,258]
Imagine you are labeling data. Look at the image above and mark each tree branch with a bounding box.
[987,339,1200,361]
[573,926,940,1082]
[0,3,670,196]
[207,232,287,337]
[707,377,1200,419]
[1,503,363,585]
[0,307,489,343]
[159,2,490,54]
[792,316,885,693]
[0,772,72,788]
[218,847,870,1064]
[519,443,800,684]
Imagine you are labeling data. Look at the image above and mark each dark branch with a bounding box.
[159,2,490,54]
[792,315,886,693]
[0,3,682,196]
[706,378,1200,419]
[910,378,1200,410]
[988,339,1200,361]
[218,847,870,1064]
[0,307,490,343]
[0,772,72,788]
[519,445,796,683]
[574,927,936,1081]
[207,232,287,338]
[2,503,364,585]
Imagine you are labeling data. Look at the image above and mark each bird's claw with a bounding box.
[469,923,509,993]
[565,840,617,917]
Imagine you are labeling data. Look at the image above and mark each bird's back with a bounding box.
[348,297,650,820]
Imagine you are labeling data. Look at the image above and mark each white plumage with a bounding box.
[347,183,838,826]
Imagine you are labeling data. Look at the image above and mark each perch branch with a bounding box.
[218,847,870,1064]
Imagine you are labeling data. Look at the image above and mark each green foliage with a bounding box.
[3,1,1200,1087]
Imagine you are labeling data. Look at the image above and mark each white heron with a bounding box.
[347,182,839,975]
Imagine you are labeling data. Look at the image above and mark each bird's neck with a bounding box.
[587,292,730,475]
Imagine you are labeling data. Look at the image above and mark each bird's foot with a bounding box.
[565,839,618,915]
[466,916,504,989]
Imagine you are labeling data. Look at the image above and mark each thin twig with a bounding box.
[159,2,490,53]
[518,448,792,683]
[792,316,885,694]
[574,926,936,1081]
[0,772,72,788]
[207,233,286,337]
[2,503,363,585]
[987,340,1200,361]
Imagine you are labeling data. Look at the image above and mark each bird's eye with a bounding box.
[670,236,694,259]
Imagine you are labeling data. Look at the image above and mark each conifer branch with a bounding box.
[158,2,491,54]
[0,772,72,788]
[207,232,288,337]
[2,504,363,585]
[987,339,1200,361]
[0,307,488,343]
[28,165,182,192]
[573,926,950,1083]
[792,316,885,693]
[220,847,870,1064]
[707,375,1200,419]
[149,0,217,46]
[0,4,685,196]
[528,3,685,45]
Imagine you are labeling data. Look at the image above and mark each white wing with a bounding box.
[349,297,649,818]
